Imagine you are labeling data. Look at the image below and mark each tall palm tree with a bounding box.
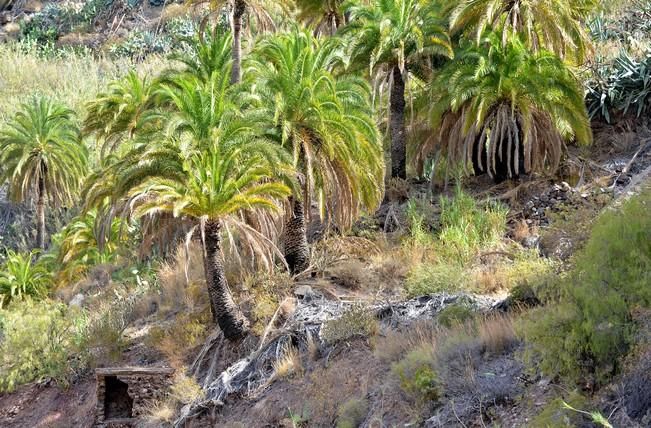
[167,27,233,85]
[343,0,453,179]
[249,30,384,274]
[449,0,598,63]
[196,0,281,83]
[0,97,87,249]
[85,74,295,341]
[419,32,592,180]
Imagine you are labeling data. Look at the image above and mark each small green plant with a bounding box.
[391,345,440,402]
[437,304,475,328]
[321,304,379,344]
[0,250,51,308]
[438,186,508,263]
[561,401,613,428]
[336,397,369,428]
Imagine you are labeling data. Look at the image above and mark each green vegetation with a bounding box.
[0,299,87,391]
[521,188,651,385]
[0,0,648,422]
[0,251,51,308]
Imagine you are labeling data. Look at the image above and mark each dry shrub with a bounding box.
[145,311,210,369]
[309,236,380,277]
[386,177,410,202]
[478,314,517,355]
[330,259,368,290]
[371,249,409,290]
[512,219,534,242]
[157,242,208,313]
[374,321,438,363]
[242,271,294,335]
[272,345,303,379]
[143,400,175,427]
[170,372,205,404]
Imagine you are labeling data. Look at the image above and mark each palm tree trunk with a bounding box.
[202,219,249,341]
[230,0,246,84]
[284,197,309,275]
[36,174,46,250]
[390,65,407,179]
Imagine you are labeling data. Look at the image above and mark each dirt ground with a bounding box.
[0,377,96,428]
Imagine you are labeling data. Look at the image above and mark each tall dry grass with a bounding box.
[0,43,166,120]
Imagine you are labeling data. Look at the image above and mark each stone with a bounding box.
[293,285,322,303]
[69,293,85,307]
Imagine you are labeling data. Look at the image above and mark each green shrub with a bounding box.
[0,299,88,391]
[437,304,475,328]
[391,346,440,402]
[336,398,368,428]
[405,262,467,297]
[521,188,651,385]
[0,250,51,308]
[321,304,378,345]
[531,391,589,428]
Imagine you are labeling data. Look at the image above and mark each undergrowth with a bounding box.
[521,187,651,386]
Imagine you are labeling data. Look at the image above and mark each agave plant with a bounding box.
[421,32,591,181]
[0,250,51,308]
[586,50,651,123]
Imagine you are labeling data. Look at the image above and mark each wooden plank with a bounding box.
[95,366,174,377]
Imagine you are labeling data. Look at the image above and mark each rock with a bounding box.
[69,293,85,307]
[293,285,323,303]
[522,235,541,250]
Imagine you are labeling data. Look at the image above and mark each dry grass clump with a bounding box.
[330,259,367,290]
[272,345,303,379]
[170,372,205,404]
[478,314,518,355]
[156,242,208,314]
[145,311,210,369]
[144,400,176,426]
[374,321,438,363]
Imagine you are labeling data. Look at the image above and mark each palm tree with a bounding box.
[449,0,598,63]
[291,0,347,35]
[419,32,592,181]
[0,97,87,249]
[85,74,295,341]
[167,27,233,85]
[83,71,161,157]
[195,0,281,83]
[343,0,453,179]
[249,30,384,274]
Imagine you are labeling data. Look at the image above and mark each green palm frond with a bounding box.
[449,0,598,63]
[343,0,453,74]
[0,97,87,207]
[83,71,161,158]
[248,29,384,228]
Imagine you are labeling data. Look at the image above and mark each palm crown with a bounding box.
[449,0,598,63]
[249,30,384,227]
[422,32,591,179]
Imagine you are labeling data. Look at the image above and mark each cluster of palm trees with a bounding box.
[0,0,598,340]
